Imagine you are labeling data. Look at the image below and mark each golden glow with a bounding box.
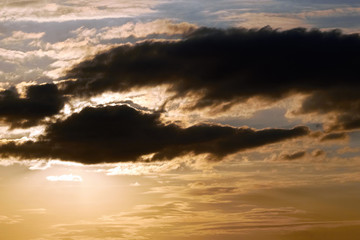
[1,157,360,240]
[1,1,360,239]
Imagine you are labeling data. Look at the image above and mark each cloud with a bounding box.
[320,132,348,142]
[0,0,160,22]
[298,7,360,19]
[18,208,47,214]
[311,149,326,157]
[337,147,360,154]
[99,19,197,40]
[0,31,45,45]
[61,27,360,130]
[0,215,23,224]
[281,151,307,161]
[0,105,309,163]
[42,196,360,240]
[296,88,360,131]
[0,84,65,128]
[46,174,83,182]
[234,12,311,29]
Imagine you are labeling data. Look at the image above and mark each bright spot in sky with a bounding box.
[130,182,140,186]
[46,174,83,182]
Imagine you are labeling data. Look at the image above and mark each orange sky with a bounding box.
[1,0,360,239]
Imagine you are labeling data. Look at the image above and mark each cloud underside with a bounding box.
[0,84,65,128]
[61,27,360,131]
[0,105,309,164]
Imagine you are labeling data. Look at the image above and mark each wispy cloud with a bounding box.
[46,174,83,182]
[0,0,162,22]
[0,215,23,224]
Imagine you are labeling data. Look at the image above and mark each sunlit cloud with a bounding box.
[130,182,141,187]
[28,159,84,170]
[0,31,45,45]
[234,12,311,29]
[0,0,162,22]
[99,19,197,40]
[46,174,83,182]
[106,160,182,175]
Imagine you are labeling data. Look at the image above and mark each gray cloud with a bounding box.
[281,151,306,161]
[320,132,348,142]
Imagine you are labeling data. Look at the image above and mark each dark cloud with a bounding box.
[281,151,306,161]
[0,105,309,163]
[0,84,65,128]
[1,27,357,133]
[61,27,360,130]
[311,149,326,157]
[296,88,360,131]
[320,132,348,142]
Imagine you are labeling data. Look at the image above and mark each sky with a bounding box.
[1,0,360,239]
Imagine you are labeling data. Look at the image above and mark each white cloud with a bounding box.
[106,160,183,175]
[46,174,83,182]
[1,31,45,44]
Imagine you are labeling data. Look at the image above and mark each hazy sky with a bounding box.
[1,1,360,239]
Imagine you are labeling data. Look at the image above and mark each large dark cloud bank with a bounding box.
[0,26,359,163]
[62,27,360,131]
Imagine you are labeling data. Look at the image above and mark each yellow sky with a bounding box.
[1,154,360,240]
